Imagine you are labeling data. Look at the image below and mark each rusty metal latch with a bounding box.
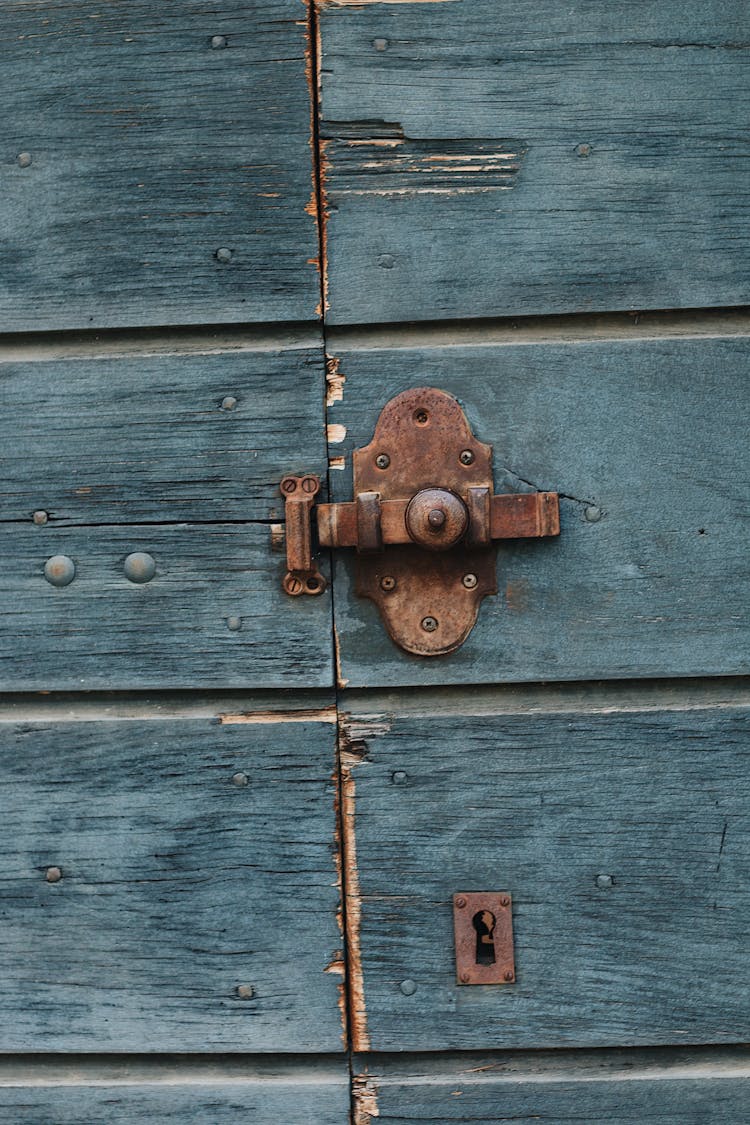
[280,387,560,655]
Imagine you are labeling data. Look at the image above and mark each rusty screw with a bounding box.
[281,477,297,494]
[455,896,466,909]
[283,573,303,595]
[459,449,475,466]
[380,575,396,591]
[301,476,318,494]
[414,409,429,425]
[428,508,446,529]
[375,453,390,469]
[462,573,478,589]
[460,972,471,983]
[504,970,514,982]
[421,616,438,632]
[500,896,510,907]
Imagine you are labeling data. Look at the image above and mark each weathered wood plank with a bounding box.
[0,523,332,689]
[353,1050,750,1124]
[341,704,750,1050]
[319,1,750,323]
[2,0,319,329]
[0,347,326,524]
[0,719,344,1051]
[0,1080,349,1123]
[328,336,750,687]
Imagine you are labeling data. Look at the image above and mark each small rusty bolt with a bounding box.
[428,508,446,529]
[399,979,417,996]
[375,453,390,469]
[281,477,298,494]
[231,772,249,786]
[211,34,228,49]
[500,896,510,907]
[44,555,75,587]
[462,573,478,589]
[460,972,471,984]
[45,866,62,883]
[236,984,255,1000]
[32,510,48,525]
[504,970,514,982]
[414,409,429,425]
[283,573,303,596]
[215,247,233,263]
[124,552,156,584]
[459,449,475,466]
[421,616,438,633]
[221,395,237,411]
[380,575,396,592]
[455,896,467,909]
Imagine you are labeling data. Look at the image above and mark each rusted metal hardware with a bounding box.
[279,387,560,652]
[279,475,326,596]
[453,892,515,986]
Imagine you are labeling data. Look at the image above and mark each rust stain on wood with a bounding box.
[352,1073,380,1123]
[326,354,346,405]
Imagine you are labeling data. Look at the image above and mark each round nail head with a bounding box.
[585,506,603,522]
[45,866,62,883]
[399,979,417,996]
[226,616,242,631]
[455,896,466,909]
[211,35,228,48]
[373,37,388,50]
[232,772,249,787]
[215,247,233,263]
[44,555,75,587]
[124,552,156,584]
[236,984,255,1000]
[221,395,237,411]
[17,152,32,168]
[33,510,49,525]
[392,770,408,784]
[504,970,515,982]
[596,874,614,889]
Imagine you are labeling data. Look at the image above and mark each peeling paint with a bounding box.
[333,623,349,689]
[339,728,370,1052]
[326,354,346,405]
[329,455,346,470]
[352,1073,380,1123]
[219,708,337,725]
[327,422,347,444]
[325,952,347,1047]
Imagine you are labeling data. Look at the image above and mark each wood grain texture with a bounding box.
[0,523,332,689]
[328,336,750,687]
[0,1081,349,1123]
[0,348,327,524]
[1,0,319,330]
[319,1,750,323]
[342,705,750,1050]
[0,719,343,1051]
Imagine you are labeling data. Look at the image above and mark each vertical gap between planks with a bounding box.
[306,0,359,1119]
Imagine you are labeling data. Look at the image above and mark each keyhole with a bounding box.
[472,909,496,965]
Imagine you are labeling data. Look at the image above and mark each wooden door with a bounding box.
[1,1,748,1121]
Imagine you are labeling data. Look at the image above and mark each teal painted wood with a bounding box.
[0,1081,349,1123]
[342,704,750,1050]
[0,719,343,1051]
[328,336,750,687]
[354,1062,750,1124]
[2,0,319,330]
[0,347,327,524]
[319,1,750,323]
[0,523,332,688]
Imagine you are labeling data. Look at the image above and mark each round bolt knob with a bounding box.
[44,555,75,587]
[406,488,469,551]
[124,552,156,584]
